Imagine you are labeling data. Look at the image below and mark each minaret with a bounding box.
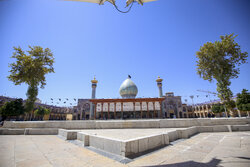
[90,77,98,119]
[91,77,98,99]
[156,76,163,97]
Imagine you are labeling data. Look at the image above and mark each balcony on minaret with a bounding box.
[156,76,163,97]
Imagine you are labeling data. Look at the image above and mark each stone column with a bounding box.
[94,103,97,120]
[201,106,204,118]
[140,102,142,119]
[121,102,123,119]
[199,107,202,118]
[164,102,169,118]
[146,102,149,118]
[153,102,156,118]
[192,107,195,118]
[202,106,206,118]
[108,103,110,119]
[133,102,136,119]
[79,107,82,120]
[101,103,103,119]
[186,106,189,118]
[114,103,116,119]
[206,105,209,117]
[176,103,179,118]
[160,102,162,118]
[196,106,199,118]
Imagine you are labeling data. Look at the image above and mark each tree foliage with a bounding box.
[34,106,50,117]
[236,89,250,112]
[0,99,25,120]
[225,100,236,111]
[196,34,248,105]
[8,46,55,88]
[211,103,225,113]
[8,46,55,113]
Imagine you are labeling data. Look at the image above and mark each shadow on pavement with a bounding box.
[236,156,250,160]
[146,158,222,167]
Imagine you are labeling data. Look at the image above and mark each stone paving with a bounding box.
[128,132,250,167]
[78,128,184,140]
[0,132,250,167]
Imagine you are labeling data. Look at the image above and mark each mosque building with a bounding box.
[0,76,194,121]
[3,75,238,121]
[74,75,192,120]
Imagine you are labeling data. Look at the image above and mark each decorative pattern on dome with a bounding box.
[119,75,138,99]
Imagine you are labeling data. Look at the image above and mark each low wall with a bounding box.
[2,118,250,129]
[74,131,170,157]
[58,124,250,158]
[0,128,58,135]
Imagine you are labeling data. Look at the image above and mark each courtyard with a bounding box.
[1,132,250,167]
[1,0,250,167]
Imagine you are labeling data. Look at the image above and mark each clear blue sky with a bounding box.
[0,0,249,106]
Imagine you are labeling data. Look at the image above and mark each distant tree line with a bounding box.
[0,99,51,122]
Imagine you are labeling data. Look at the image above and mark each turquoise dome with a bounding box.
[119,77,138,99]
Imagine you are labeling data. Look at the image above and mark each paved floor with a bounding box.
[78,128,184,140]
[0,132,250,167]
[128,132,250,167]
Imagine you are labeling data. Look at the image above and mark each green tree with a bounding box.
[196,34,248,115]
[211,103,224,114]
[236,89,250,117]
[8,46,55,114]
[0,99,5,108]
[0,99,25,121]
[225,100,236,111]
[34,106,51,120]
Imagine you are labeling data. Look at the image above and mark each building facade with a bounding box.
[162,92,183,118]
[74,76,189,120]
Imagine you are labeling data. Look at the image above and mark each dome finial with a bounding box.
[128,74,131,79]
